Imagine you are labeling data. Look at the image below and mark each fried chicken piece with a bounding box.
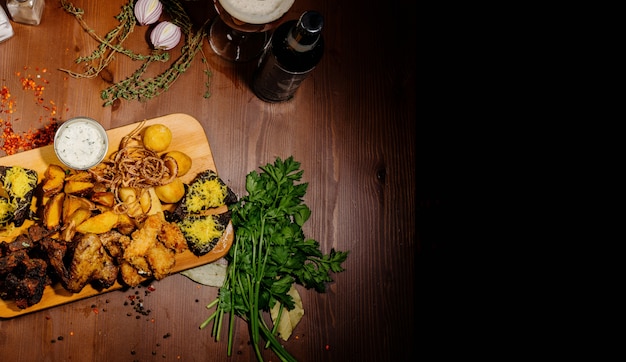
[146,241,175,280]
[120,212,181,281]
[159,221,187,253]
[124,213,162,273]
[119,260,148,287]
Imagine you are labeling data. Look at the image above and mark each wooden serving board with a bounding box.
[0,113,233,318]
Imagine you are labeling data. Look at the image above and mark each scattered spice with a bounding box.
[124,285,155,318]
[1,66,62,156]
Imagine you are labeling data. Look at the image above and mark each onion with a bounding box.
[134,0,163,26]
[150,21,182,50]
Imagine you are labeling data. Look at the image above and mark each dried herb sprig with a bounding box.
[60,0,212,106]
[59,1,167,79]
[100,20,210,105]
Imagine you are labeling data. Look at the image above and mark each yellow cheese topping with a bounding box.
[185,178,227,213]
[0,197,15,224]
[4,167,37,199]
[179,216,224,243]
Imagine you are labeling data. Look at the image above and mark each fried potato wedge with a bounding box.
[147,188,163,215]
[63,195,96,224]
[118,187,137,203]
[91,191,116,208]
[43,192,65,230]
[75,211,119,234]
[60,208,92,242]
[118,187,143,218]
[139,189,152,214]
[116,213,136,235]
[42,164,66,197]
[64,170,92,182]
[64,180,94,196]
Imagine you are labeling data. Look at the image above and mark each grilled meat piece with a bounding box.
[0,224,54,309]
[1,234,34,255]
[1,258,50,309]
[39,237,70,282]
[27,223,53,243]
[0,249,29,274]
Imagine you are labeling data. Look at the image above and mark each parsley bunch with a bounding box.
[200,156,349,362]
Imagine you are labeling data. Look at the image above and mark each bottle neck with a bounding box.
[285,11,324,53]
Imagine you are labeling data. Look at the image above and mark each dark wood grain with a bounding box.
[0,0,415,361]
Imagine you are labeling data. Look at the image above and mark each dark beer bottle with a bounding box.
[252,11,324,102]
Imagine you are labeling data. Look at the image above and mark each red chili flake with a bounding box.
[147,285,156,292]
[1,67,63,156]
[325,344,330,351]
[92,308,99,314]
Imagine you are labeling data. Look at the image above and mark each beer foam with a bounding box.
[218,0,295,24]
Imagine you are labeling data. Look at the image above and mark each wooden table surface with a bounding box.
[0,1,415,361]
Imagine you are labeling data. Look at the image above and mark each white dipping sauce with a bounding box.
[54,118,108,170]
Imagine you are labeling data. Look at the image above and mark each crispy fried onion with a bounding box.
[89,121,178,214]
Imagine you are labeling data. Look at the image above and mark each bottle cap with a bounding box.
[287,11,324,51]
[299,11,324,35]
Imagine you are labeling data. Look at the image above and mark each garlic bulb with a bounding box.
[134,0,163,26]
[150,21,182,50]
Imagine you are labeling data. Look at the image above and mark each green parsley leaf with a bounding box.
[200,156,349,362]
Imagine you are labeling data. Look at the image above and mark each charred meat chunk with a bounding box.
[1,258,50,309]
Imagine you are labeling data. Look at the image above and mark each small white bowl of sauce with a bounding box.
[54,117,109,170]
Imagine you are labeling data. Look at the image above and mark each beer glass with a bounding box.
[209,0,294,62]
